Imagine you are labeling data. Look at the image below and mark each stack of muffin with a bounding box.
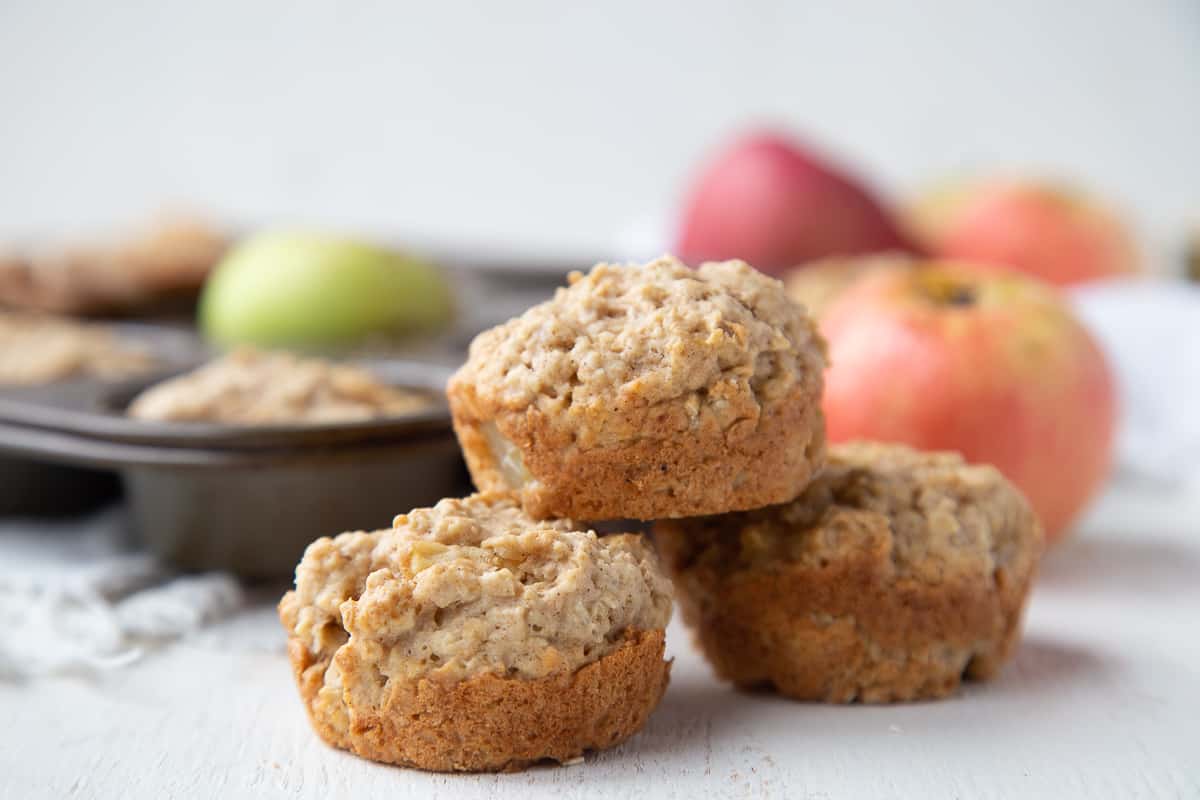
[279,256,1043,772]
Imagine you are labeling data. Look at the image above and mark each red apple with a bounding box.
[676,131,919,275]
[819,260,1116,542]
[908,179,1139,286]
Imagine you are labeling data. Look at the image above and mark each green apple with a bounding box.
[199,230,452,347]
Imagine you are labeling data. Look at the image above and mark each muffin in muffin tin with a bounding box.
[127,348,429,425]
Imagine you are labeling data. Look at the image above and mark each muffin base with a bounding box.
[286,628,671,772]
[449,382,826,521]
[656,525,1037,703]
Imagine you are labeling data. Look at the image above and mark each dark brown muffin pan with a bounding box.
[0,323,204,518]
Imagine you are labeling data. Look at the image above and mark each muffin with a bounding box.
[127,348,428,424]
[0,311,154,385]
[0,214,227,315]
[278,493,673,772]
[655,442,1043,703]
[448,256,827,520]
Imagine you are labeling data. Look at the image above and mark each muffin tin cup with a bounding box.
[122,438,467,579]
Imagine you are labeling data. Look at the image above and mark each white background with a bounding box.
[2,0,1198,260]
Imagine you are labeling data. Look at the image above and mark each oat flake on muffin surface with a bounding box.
[448,255,827,520]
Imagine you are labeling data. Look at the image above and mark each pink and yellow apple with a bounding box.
[783,253,912,319]
[819,260,1116,542]
[676,131,919,275]
[908,179,1138,286]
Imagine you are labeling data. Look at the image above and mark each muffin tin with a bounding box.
[0,322,202,517]
[0,327,471,578]
[0,261,573,575]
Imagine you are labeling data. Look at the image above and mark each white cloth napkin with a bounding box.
[0,508,242,679]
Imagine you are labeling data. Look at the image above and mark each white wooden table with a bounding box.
[3,479,1198,800]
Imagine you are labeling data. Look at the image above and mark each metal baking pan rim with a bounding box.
[0,418,456,470]
[0,360,457,450]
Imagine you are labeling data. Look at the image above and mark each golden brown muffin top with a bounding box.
[279,493,672,682]
[661,442,1042,586]
[450,256,825,446]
